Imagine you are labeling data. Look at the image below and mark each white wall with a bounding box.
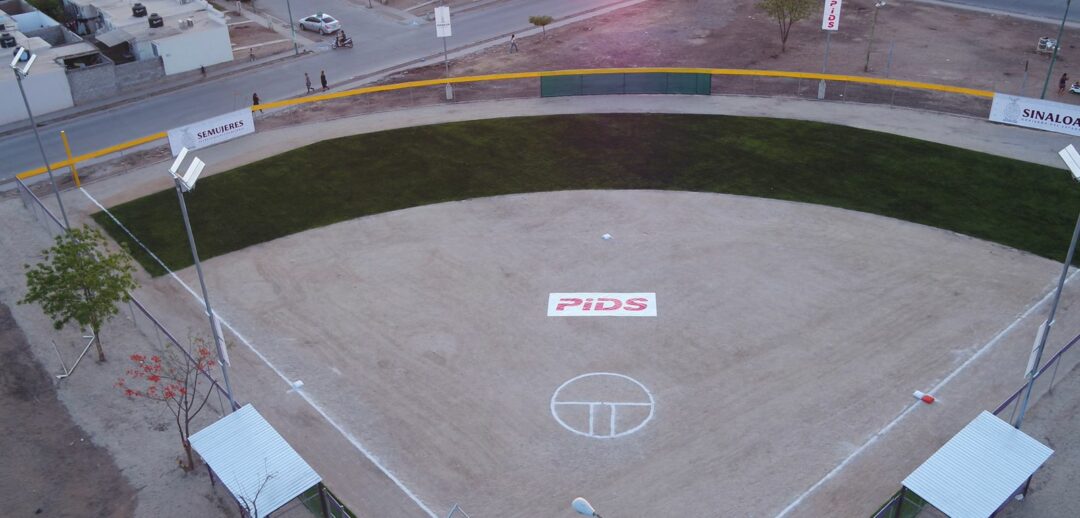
[0,66,75,125]
[153,22,231,75]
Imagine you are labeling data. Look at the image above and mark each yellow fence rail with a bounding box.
[15,68,994,180]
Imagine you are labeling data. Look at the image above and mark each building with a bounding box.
[0,0,232,125]
[0,1,77,125]
[66,0,232,75]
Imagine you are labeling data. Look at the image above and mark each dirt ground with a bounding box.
[0,302,136,518]
[243,0,1080,132]
[1000,361,1080,518]
[0,200,240,518]
[161,190,1068,516]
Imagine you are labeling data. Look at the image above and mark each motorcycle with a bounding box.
[333,36,353,49]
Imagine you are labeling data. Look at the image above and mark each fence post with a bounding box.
[893,486,906,518]
[318,483,331,518]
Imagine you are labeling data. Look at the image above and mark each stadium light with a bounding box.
[572,497,603,517]
[1014,143,1080,429]
[11,46,70,229]
[168,148,238,411]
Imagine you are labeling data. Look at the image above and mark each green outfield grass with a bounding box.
[92,114,1080,276]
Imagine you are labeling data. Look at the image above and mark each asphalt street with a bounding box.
[0,0,617,179]
[937,0,1076,21]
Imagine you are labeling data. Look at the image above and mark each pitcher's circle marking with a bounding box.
[550,372,654,439]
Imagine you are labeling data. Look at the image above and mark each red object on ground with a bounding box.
[913,390,936,404]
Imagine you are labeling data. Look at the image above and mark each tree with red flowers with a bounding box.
[117,338,219,471]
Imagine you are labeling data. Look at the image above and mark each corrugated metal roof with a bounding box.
[190,405,321,518]
[902,411,1053,518]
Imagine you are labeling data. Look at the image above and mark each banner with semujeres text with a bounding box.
[167,109,254,156]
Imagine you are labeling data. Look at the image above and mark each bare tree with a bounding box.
[757,0,817,52]
[236,467,276,518]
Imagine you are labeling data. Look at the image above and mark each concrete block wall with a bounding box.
[66,62,118,104]
[115,57,164,89]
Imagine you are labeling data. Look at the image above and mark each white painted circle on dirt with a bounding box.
[550,372,654,439]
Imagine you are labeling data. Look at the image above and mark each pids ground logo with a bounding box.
[546,293,657,317]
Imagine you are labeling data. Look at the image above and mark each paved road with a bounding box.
[0,0,619,179]
[935,0,1077,21]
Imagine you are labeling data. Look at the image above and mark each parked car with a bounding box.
[299,14,341,35]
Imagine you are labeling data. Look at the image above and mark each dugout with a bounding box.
[190,404,334,517]
[895,411,1053,518]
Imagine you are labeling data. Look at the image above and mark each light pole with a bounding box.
[1014,143,1080,429]
[1041,0,1072,99]
[572,497,603,518]
[864,1,886,73]
[285,0,298,56]
[168,148,238,411]
[11,47,70,230]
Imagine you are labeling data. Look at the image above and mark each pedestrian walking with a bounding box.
[305,72,314,94]
[320,70,328,91]
[509,33,518,53]
[252,92,262,113]
[200,65,206,77]
[1060,73,1069,95]
[249,48,255,62]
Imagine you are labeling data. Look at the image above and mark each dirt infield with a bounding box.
[147,189,1068,516]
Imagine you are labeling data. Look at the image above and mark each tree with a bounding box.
[757,0,817,52]
[117,339,219,471]
[236,467,276,517]
[20,226,138,362]
[529,15,554,36]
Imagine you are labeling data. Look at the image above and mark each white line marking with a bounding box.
[550,372,655,439]
[774,269,1080,518]
[609,404,617,437]
[81,188,438,518]
[588,403,595,436]
[553,401,652,406]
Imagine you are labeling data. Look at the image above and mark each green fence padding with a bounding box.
[541,73,712,97]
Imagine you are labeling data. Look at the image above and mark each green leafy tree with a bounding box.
[529,15,554,36]
[757,0,817,52]
[20,226,138,362]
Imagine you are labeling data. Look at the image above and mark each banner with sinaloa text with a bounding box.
[989,93,1080,136]
[167,108,255,156]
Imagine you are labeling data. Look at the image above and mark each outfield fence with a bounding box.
[12,67,995,183]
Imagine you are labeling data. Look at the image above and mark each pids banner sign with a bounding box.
[547,293,657,317]
[167,108,255,156]
[821,0,842,31]
[989,93,1080,137]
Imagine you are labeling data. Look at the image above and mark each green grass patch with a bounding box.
[92,114,1080,276]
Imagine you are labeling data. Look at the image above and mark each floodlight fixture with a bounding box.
[10,47,24,70]
[169,147,205,191]
[1059,144,1080,181]
[10,47,34,76]
[572,497,601,517]
[169,146,189,175]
